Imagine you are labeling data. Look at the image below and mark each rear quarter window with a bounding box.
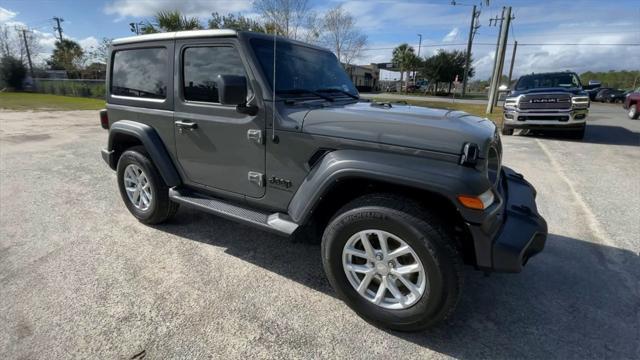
[111,47,168,99]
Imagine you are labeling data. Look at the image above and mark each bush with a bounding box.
[0,56,27,90]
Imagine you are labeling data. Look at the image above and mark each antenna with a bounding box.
[271,30,277,142]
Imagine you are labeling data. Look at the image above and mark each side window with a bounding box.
[183,46,247,103]
[111,48,167,99]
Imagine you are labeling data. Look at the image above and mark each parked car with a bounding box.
[583,80,602,101]
[100,29,547,331]
[586,87,603,101]
[608,90,631,103]
[502,71,590,139]
[623,87,640,119]
[595,88,626,103]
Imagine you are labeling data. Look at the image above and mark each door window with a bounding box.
[183,46,248,103]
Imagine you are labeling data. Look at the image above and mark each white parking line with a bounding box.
[535,138,613,247]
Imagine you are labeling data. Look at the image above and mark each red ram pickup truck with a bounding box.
[623,87,640,119]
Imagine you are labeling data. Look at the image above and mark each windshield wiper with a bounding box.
[277,89,334,102]
[315,88,359,99]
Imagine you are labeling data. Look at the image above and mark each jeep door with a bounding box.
[174,39,265,198]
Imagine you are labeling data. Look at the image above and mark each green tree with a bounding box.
[0,55,27,89]
[208,12,266,33]
[392,43,420,92]
[421,49,473,94]
[47,39,84,77]
[579,70,640,90]
[140,10,203,34]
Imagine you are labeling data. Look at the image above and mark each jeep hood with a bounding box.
[301,102,496,155]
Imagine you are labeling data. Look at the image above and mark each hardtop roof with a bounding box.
[112,29,237,45]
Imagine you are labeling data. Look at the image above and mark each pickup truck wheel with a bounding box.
[321,194,462,331]
[501,127,514,135]
[629,104,639,119]
[116,146,178,224]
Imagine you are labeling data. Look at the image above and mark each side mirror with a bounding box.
[217,75,247,106]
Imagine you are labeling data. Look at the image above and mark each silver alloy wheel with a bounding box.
[630,106,636,118]
[123,164,153,211]
[342,230,428,310]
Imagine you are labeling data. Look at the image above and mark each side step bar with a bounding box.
[168,188,299,236]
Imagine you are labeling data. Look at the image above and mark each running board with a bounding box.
[168,188,298,236]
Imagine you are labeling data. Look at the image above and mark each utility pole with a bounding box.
[507,40,518,88]
[19,28,34,78]
[53,17,64,42]
[486,6,511,114]
[461,5,481,97]
[415,33,422,82]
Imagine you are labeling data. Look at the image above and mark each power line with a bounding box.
[359,42,640,51]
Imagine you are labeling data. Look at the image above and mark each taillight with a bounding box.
[99,109,109,129]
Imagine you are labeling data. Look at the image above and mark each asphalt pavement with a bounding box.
[0,103,638,359]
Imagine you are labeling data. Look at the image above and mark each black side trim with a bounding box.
[107,120,181,186]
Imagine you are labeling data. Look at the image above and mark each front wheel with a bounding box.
[321,194,462,331]
[629,104,639,119]
[116,146,179,224]
[501,127,514,135]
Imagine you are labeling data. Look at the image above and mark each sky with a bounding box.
[1,0,639,80]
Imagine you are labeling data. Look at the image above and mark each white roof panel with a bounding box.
[112,29,237,45]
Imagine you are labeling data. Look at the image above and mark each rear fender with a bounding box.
[107,120,181,186]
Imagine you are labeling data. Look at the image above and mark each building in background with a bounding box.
[344,63,380,92]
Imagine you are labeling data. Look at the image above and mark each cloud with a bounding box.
[0,6,17,22]
[79,36,99,50]
[103,0,252,20]
[471,31,640,80]
[442,27,459,43]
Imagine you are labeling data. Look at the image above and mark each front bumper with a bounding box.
[467,167,547,273]
[503,107,587,130]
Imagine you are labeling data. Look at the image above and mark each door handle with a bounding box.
[175,120,198,133]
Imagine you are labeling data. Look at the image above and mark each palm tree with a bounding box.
[142,10,203,34]
[392,43,419,93]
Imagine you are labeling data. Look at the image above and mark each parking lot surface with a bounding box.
[1,104,638,359]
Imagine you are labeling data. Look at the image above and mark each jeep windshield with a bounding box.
[515,73,582,91]
[250,38,359,101]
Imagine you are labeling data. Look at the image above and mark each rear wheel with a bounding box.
[628,104,638,119]
[321,194,462,331]
[116,146,179,224]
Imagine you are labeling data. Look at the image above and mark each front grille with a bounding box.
[517,115,569,121]
[518,93,571,110]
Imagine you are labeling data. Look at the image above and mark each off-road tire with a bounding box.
[116,145,179,224]
[502,127,514,135]
[628,104,639,120]
[321,193,463,331]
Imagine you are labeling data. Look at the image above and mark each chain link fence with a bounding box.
[32,79,105,99]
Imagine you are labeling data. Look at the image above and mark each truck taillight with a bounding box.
[99,109,109,129]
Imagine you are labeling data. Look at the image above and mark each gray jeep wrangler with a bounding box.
[100,30,547,331]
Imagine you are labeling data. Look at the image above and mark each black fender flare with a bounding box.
[287,149,491,225]
[107,120,181,186]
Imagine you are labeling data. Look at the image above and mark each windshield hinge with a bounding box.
[460,142,479,166]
